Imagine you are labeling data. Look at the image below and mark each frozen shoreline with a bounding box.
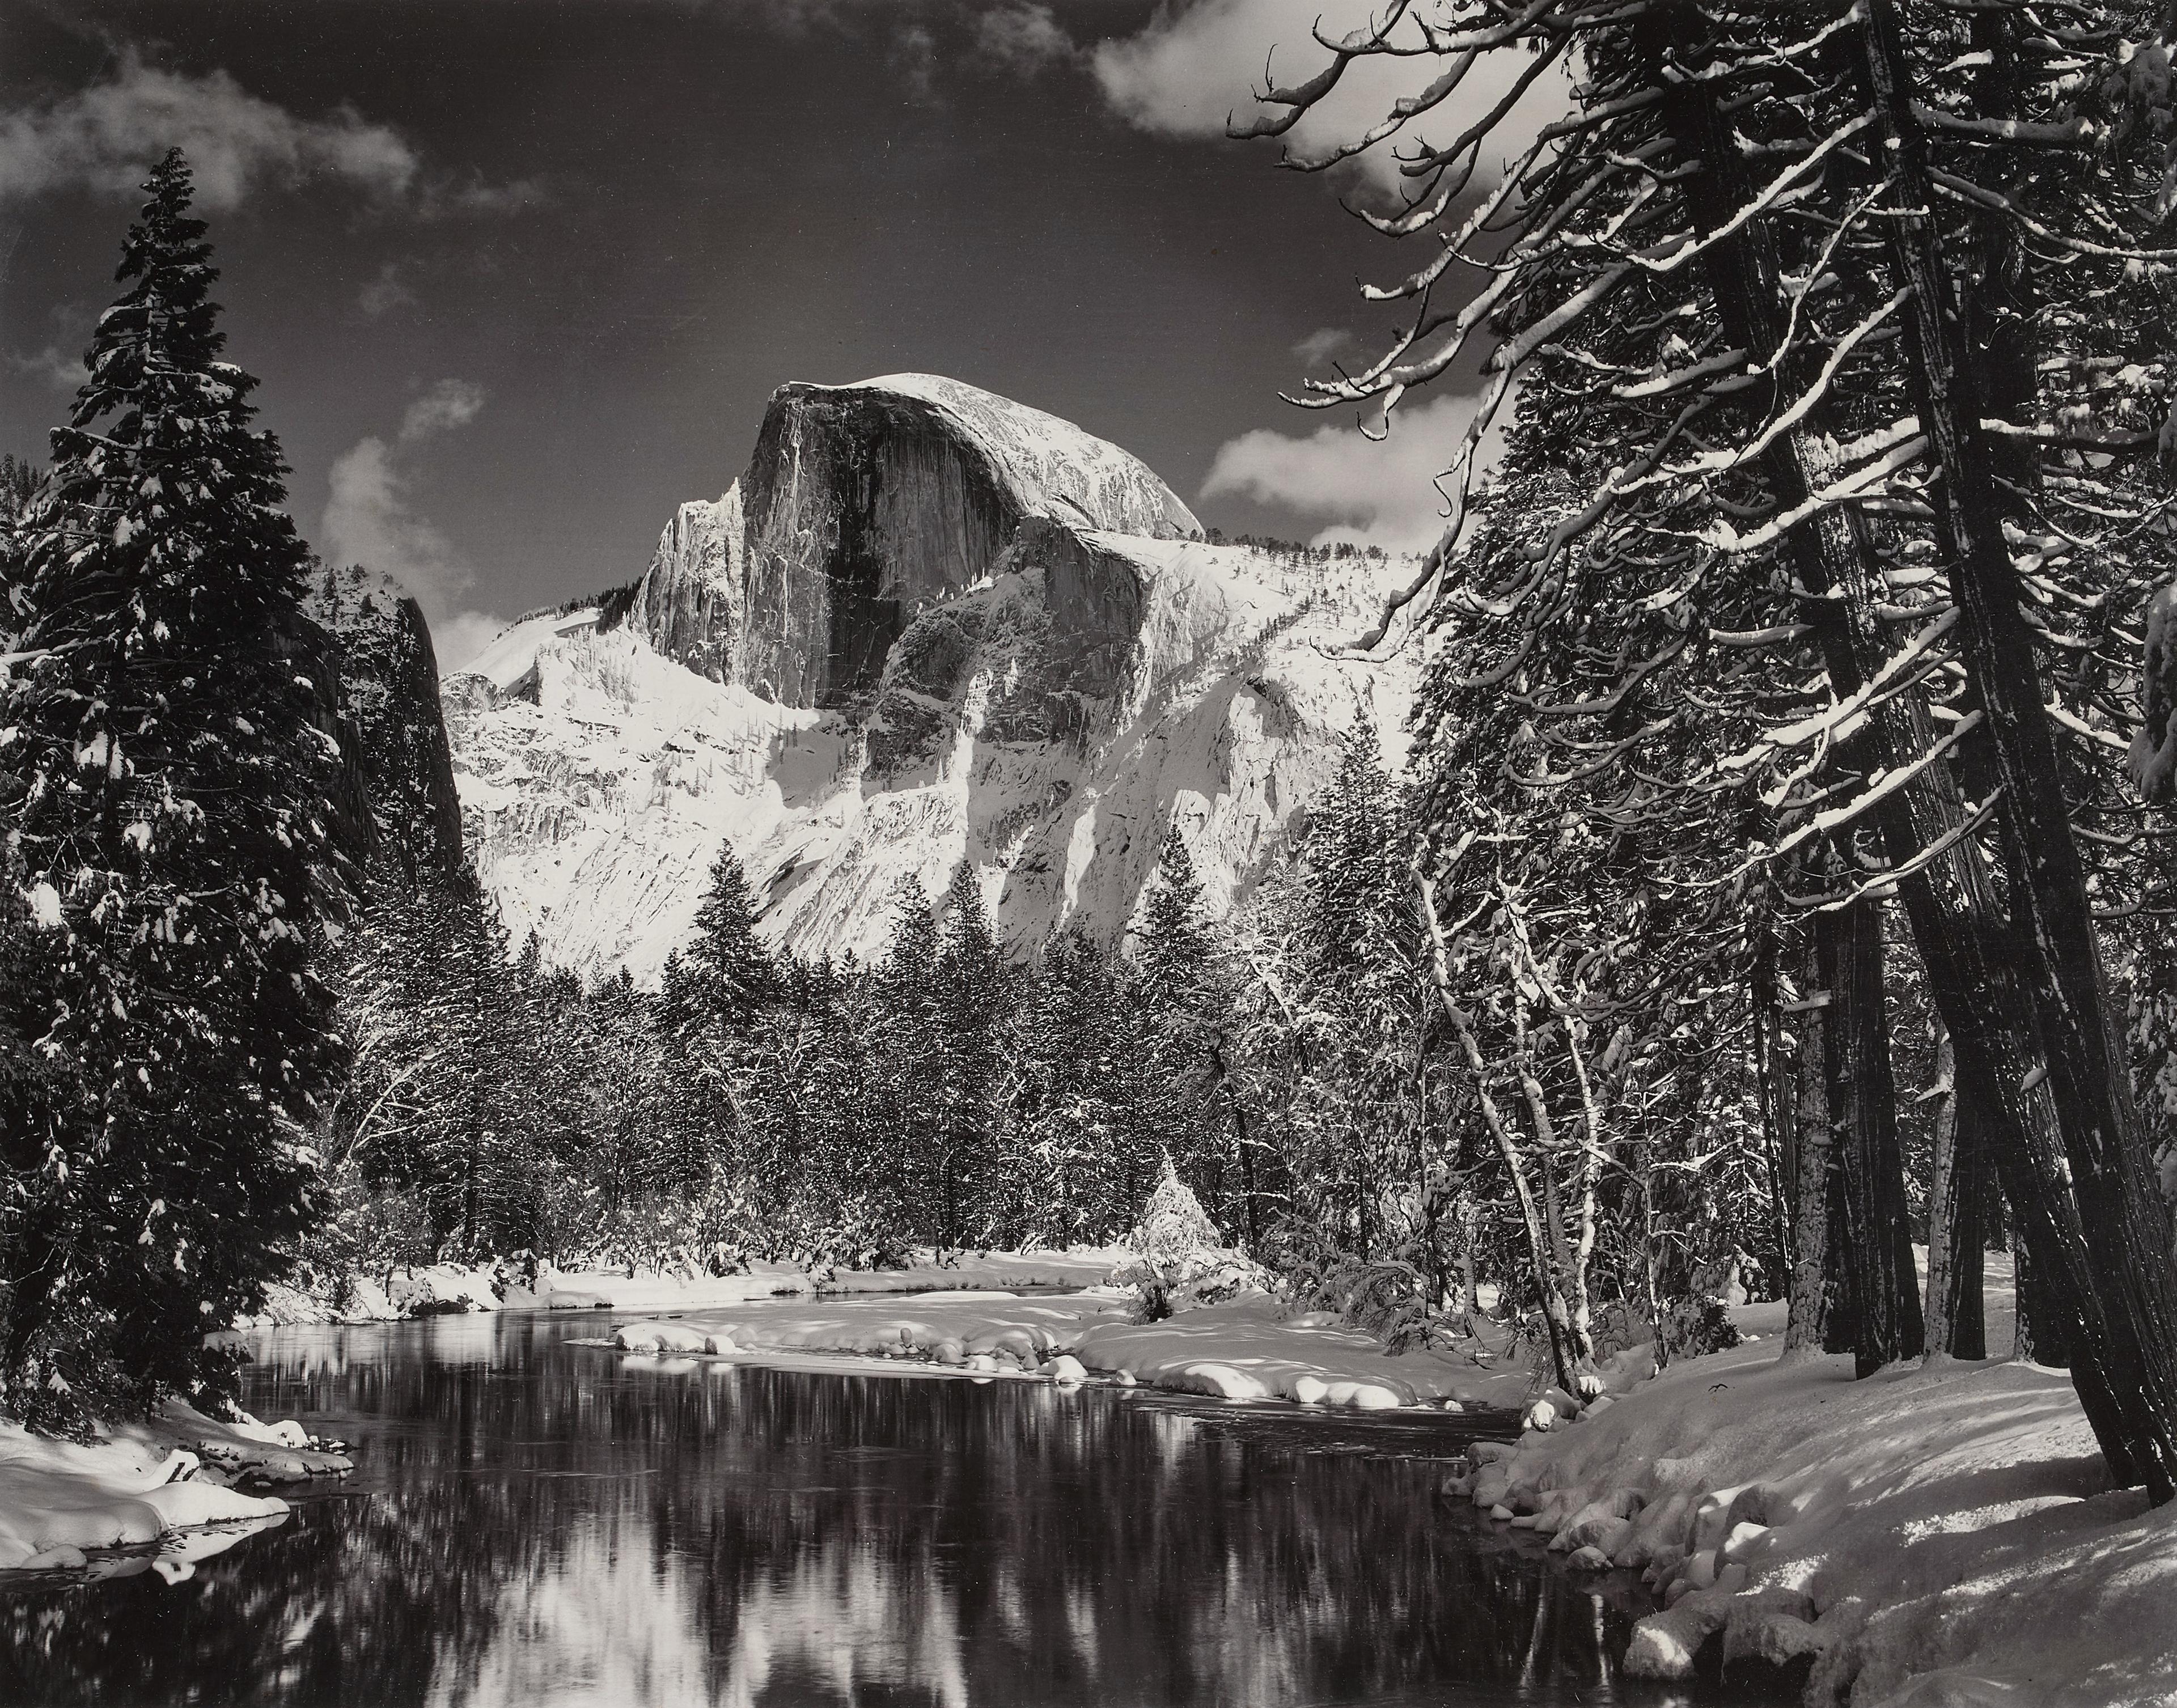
[232,1247,1134,1327]
[603,1289,1538,1413]
[43,1244,2176,1708]
[0,1401,353,1574]
[1442,1261,2177,1706]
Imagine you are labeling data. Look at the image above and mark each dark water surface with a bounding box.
[0,1312,1742,1707]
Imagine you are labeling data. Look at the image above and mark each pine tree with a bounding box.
[0,454,39,626]
[1134,827,1209,1013]
[1130,827,1253,1235]
[1,151,342,1409]
[683,842,775,1023]
[936,863,1011,1245]
[872,878,954,1243]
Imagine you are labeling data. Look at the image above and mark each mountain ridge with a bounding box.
[442,375,1417,982]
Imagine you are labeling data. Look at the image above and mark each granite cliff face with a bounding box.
[307,564,467,882]
[627,488,743,684]
[446,375,1415,982]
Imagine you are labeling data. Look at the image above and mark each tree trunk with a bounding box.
[1752,918,1794,1299]
[1860,0,2177,1499]
[1657,23,2153,1485]
[1785,961,1838,1355]
[1820,889,1925,1375]
[1925,1015,1989,1359]
[2013,1224,2070,1367]
[1417,868,1587,1392]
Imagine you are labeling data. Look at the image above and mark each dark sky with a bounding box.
[0,0,1497,663]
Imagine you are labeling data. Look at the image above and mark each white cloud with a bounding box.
[320,380,505,672]
[1201,389,1496,556]
[6,343,87,392]
[1092,0,1568,196]
[891,23,942,105]
[0,53,543,218]
[399,378,485,441]
[358,261,416,319]
[976,5,1077,73]
[0,54,417,210]
[1292,325,1356,367]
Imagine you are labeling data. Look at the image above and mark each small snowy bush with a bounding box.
[1112,1159,1270,1317]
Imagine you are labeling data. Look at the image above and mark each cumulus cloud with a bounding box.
[357,261,416,319]
[1093,0,1568,196]
[1201,389,1497,556]
[976,5,1078,73]
[0,53,541,217]
[320,380,505,672]
[0,54,416,210]
[6,343,88,392]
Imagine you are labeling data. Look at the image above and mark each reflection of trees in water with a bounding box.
[0,1322,1649,1706]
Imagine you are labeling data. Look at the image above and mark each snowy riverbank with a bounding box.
[234,1247,1130,1328]
[605,1287,1539,1412]
[0,1402,352,1574]
[1444,1264,2177,1706]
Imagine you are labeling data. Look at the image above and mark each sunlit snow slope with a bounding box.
[444,375,1419,983]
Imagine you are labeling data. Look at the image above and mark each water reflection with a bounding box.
[0,1315,1726,1706]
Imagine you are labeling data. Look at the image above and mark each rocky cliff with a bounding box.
[446,375,1416,982]
[308,564,467,881]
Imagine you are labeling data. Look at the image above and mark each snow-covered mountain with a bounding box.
[443,374,1418,984]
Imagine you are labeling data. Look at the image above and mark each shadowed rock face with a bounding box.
[308,564,466,882]
[628,489,743,684]
[443,374,1412,983]
[736,378,1200,709]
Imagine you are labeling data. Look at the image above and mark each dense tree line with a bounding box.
[1232,0,2177,1492]
[313,833,1244,1281]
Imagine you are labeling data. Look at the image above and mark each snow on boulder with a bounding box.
[613,1322,710,1353]
[386,1264,501,1316]
[1162,1363,1274,1402]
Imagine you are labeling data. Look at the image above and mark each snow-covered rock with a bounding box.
[385,1264,502,1316]
[1446,1277,2177,1706]
[446,374,1418,982]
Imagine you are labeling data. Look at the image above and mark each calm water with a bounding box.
[0,1312,1739,1707]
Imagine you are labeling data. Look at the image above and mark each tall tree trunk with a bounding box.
[1860,0,2177,1499]
[1752,917,1794,1299]
[1925,1015,1989,1359]
[1418,867,1587,1392]
[1823,890,1925,1375]
[1785,956,1839,1356]
[1657,23,2148,1482]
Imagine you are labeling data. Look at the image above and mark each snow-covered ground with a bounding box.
[1445,1260,2177,1706]
[605,1287,1535,1412]
[236,1248,1132,1327]
[0,1402,351,1575]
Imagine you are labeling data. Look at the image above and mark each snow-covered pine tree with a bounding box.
[0,151,342,1410]
[1129,825,1263,1240]
[682,842,776,1024]
[0,455,39,626]
[1133,827,1210,1015]
[1014,931,1147,1245]
[935,863,1011,1246]
[871,878,952,1243]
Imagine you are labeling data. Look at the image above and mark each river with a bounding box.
[0,1309,1763,1706]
